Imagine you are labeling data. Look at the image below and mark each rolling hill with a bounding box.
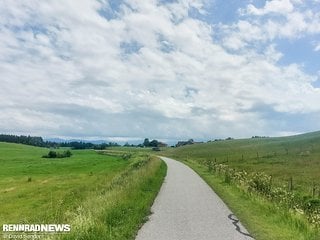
[164,131,320,194]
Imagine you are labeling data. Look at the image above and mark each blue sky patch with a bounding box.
[120,41,143,55]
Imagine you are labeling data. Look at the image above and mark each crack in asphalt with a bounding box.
[228,214,254,239]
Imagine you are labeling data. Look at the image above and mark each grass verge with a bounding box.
[179,159,319,240]
[61,155,166,240]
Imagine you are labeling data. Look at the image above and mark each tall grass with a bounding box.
[61,156,166,240]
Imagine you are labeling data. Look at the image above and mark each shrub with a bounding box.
[47,150,57,158]
[42,150,72,158]
[205,161,320,226]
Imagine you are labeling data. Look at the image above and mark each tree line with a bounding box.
[0,134,119,149]
[0,134,169,150]
[0,134,54,147]
[59,141,120,149]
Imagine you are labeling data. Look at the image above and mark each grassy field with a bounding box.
[163,131,320,240]
[164,131,320,195]
[0,142,166,239]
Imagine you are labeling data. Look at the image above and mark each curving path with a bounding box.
[136,157,254,240]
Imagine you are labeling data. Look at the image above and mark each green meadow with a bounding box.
[2,130,320,240]
[0,142,166,239]
[163,131,320,240]
[165,131,320,195]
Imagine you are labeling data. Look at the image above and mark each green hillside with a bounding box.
[165,131,320,194]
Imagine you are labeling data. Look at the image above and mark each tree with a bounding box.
[149,140,159,147]
[143,138,150,147]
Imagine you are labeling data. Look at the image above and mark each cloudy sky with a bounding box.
[1,0,320,142]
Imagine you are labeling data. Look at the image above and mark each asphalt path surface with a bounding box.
[136,157,254,240]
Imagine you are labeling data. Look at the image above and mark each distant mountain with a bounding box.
[45,138,67,143]
[45,138,111,144]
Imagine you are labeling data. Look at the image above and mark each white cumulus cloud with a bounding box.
[0,0,320,140]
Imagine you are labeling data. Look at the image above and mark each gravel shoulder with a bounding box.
[135,157,254,240]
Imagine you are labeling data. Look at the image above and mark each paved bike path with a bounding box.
[136,157,253,240]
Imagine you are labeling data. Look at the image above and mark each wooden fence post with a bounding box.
[288,177,293,191]
[312,182,316,198]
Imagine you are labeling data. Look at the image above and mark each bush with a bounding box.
[42,150,72,158]
[48,150,57,158]
[248,172,272,196]
[206,162,320,226]
[64,150,72,157]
